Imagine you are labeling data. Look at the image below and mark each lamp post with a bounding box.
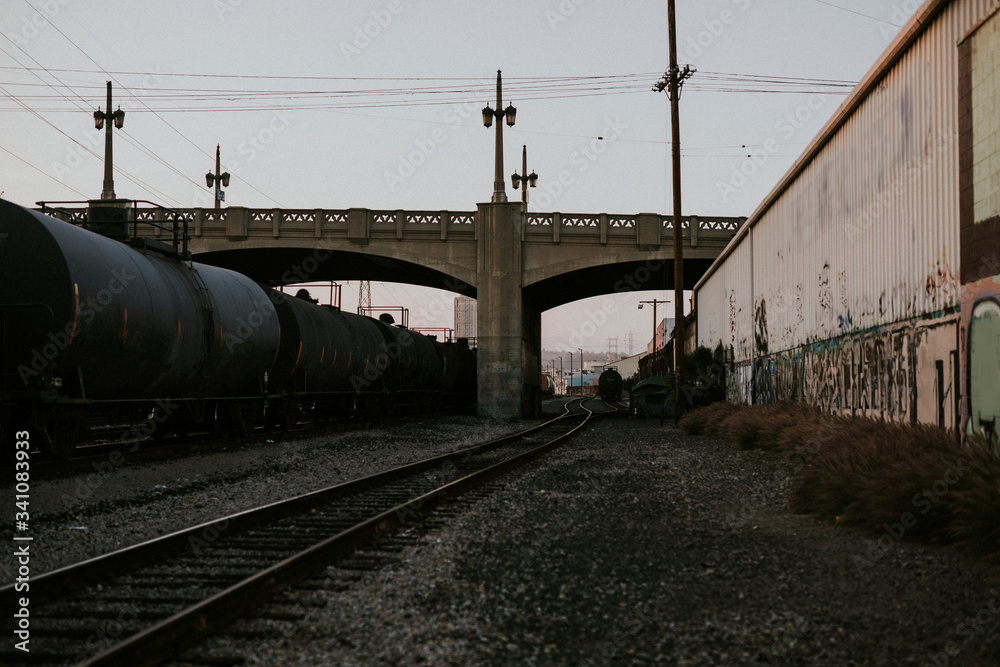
[205,144,231,210]
[568,351,573,395]
[511,144,538,209]
[93,81,125,200]
[482,70,517,203]
[638,299,670,353]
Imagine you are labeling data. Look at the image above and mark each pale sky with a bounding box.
[1,0,920,351]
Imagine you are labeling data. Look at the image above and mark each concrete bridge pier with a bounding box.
[476,202,541,420]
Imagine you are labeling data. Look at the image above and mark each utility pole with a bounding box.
[654,0,694,424]
[639,298,670,352]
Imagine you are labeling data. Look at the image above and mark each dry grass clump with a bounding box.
[677,401,745,437]
[723,401,825,452]
[790,420,960,535]
[680,402,1000,559]
[680,400,825,452]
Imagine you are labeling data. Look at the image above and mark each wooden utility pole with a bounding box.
[654,0,694,424]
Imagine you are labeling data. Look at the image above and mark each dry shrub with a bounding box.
[680,402,1000,558]
[943,435,1000,559]
[789,419,1000,559]
[683,401,1000,559]
[790,418,953,521]
[712,401,826,452]
[718,409,770,450]
[678,401,744,437]
[775,412,840,459]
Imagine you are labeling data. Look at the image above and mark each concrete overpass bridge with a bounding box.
[41,201,745,419]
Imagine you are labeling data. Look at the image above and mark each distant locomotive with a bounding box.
[0,200,476,457]
[598,368,623,402]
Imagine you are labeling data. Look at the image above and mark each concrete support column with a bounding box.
[476,201,527,420]
[521,293,542,418]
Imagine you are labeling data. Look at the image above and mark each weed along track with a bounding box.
[0,399,613,666]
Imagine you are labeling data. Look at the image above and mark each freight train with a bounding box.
[0,199,476,458]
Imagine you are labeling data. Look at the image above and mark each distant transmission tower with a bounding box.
[357,280,371,315]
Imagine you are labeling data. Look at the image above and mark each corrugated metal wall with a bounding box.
[696,0,996,427]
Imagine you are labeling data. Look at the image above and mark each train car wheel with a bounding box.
[35,408,84,460]
[266,398,297,432]
[230,403,259,436]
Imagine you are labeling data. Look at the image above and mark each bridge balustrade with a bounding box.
[37,204,745,249]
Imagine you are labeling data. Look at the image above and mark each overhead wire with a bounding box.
[0,47,179,204]
[1,56,861,200]
[0,144,89,198]
[14,0,284,207]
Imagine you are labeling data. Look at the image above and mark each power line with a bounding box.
[810,0,903,27]
[0,144,89,199]
[18,0,283,207]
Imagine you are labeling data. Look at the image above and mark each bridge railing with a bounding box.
[35,204,746,247]
[524,212,746,246]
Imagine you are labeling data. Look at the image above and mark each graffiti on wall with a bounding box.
[726,313,959,425]
[925,259,960,306]
[753,298,772,404]
[962,281,1000,443]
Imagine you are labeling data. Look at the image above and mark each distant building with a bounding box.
[598,350,646,381]
[646,318,675,355]
[454,296,477,339]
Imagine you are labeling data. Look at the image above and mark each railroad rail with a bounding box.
[1,398,615,666]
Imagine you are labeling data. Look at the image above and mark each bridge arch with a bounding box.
[525,257,720,312]
[192,243,476,295]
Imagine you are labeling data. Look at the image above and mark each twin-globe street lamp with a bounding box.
[482,70,517,203]
[483,72,539,207]
[511,144,538,208]
[205,144,231,210]
[93,81,125,200]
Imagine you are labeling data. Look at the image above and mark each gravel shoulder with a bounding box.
[190,416,1000,666]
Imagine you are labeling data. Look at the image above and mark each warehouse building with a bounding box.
[695,0,1000,440]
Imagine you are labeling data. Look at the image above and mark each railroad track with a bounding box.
[1,398,613,666]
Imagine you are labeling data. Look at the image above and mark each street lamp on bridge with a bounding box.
[205,144,231,210]
[482,70,517,203]
[511,144,538,209]
[93,81,125,200]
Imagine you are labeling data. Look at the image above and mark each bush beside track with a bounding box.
[679,401,1000,561]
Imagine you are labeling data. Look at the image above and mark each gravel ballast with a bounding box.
[0,416,526,584]
[176,416,1000,665]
